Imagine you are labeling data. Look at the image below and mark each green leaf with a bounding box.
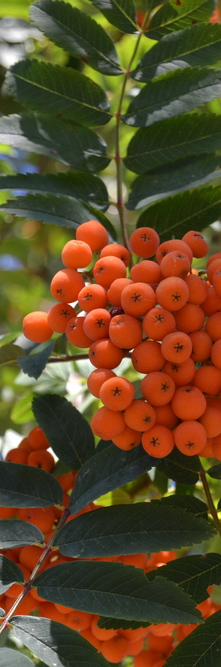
[31,1,121,76]
[0,648,35,667]
[0,193,108,229]
[17,341,56,380]
[123,67,221,127]
[165,609,221,667]
[124,113,221,175]
[56,502,214,558]
[0,462,63,507]
[160,495,208,520]
[4,59,111,126]
[0,113,110,171]
[0,344,24,367]
[133,24,221,83]
[0,173,109,211]
[69,444,158,515]
[35,562,202,624]
[146,553,221,605]
[0,331,21,347]
[207,464,221,479]
[32,394,95,470]
[11,617,108,667]
[97,615,150,630]
[157,448,200,484]
[0,520,43,548]
[147,0,214,40]
[88,0,137,34]
[0,555,24,594]
[127,154,221,209]
[136,186,221,241]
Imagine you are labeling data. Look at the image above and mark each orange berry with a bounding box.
[80,627,102,651]
[54,602,73,614]
[127,637,145,656]
[19,545,44,570]
[18,437,32,454]
[76,219,109,251]
[112,425,141,450]
[189,330,212,363]
[119,627,146,642]
[0,507,15,519]
[66,609,91,630]
[90,406,125,440]
[156,239,193,264]
[193,364,221,395]
[211,433,221,460]
[87,368,116,398]
[154,403,178,429]
[39,601,67,624]
[129,227,160,258]
[100,635,129,663]
[89,338,124,369]
[93,256,126,289]
[28,426,50,450]
[23,311,53,343]
[211,339,221,370]
[83,308,111,341]
[174,303,205,333]
[205,311,221,342]
[148,632,173,653]
[27,449,54,472]
[182,230,208,258]
[132,340,164,374]
[109,313,142,349]
[50,268,84,303]
[200,438,214,458]
[91,615,117,641]
[120,553,147,568]
[134,649,163,667]
[66,316,92,348]
[121,282,156,317]
[149,622,175,636]
[156,276,189,311]
[143,307,175,341]
[171,385,206,420]
[107,278,132,306]
[124,399,156,432]
[174,420,207,455]
[207,251,221,268]
[207,258,221,284]
[100,242,130,266]
[163,357,196,387]
[78,283,108,312]
[160,250,190,279]
[17,507,56,534]
[141,372,175,406]
[199,406,221,438]
[142,424,174,458]
[201,285,221,316]
[184,273,208,304]
[5,448,27,464]
[212,268,221,298]
[99,376,134,411]
[47,303,76,333]
[130,259,162,286]
[13,592,37,615]
[161,331,192,363]
[61,239,92,269]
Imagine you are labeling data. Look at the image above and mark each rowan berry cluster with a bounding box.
[1,430,221,665]
[22,220,221,461]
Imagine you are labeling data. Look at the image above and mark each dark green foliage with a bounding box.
[33,394,95,469]
[0,648,35,667]
[146,553,221,604]
[0,555,24,594]
[165,610,221,666]
[157,448,200,484]
[0,520,43,548]
[17,341,56,379]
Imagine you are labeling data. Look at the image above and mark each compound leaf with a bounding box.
[88,0,137,34]
[147,0,214,40]
[0,193,107,229]
[146,553,221,605]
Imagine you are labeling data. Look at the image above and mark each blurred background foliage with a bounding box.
[0,0,221,444]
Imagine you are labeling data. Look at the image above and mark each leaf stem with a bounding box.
[199,462,221,536]
[115,13,149,248]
